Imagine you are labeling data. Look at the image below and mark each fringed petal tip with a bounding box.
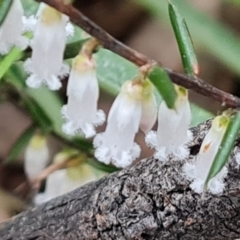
[94,109,106,126]
[62,121,75,136]
[190,177,225,195]
[65,22,74,38]
[47,75,62,90]
[22,15,37,32]
[61,105,68,120]
[94,136,140,168]
[112,143,141,168]
[190,179,204,194]
[182,162,196,180]
[145,131,158,148]
[173,145,190,160]
[26,74,42,89]
[187,130,194,142]
[154,147,167,162]
[62,120,97,138]
[187,165,227,195]
[81,123,96,138]
[235,152,240,166]
[59,63,70,78]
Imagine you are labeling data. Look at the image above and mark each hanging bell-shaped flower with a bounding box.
[24,3,74,90]
[24,133,49,180]
[94,77,157,168]
[146,86,192,161]
[61,53,105,138]
[183,114,229,194]
[0,0,28,54]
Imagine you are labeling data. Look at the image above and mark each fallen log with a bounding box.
[0,120,240,240]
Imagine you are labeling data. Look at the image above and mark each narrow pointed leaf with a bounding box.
[148,66,177,109]
[6,125,36,162]
[205,111,240,186]
[22,96,53,133]
[0,47,23,82]
[87,158,119,173]
[169,2,198,75]
[0,0,13,26]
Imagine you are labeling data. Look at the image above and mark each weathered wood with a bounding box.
[0,120,240,239]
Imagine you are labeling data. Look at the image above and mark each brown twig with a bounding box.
[36,0,240,108]
[13,156,77,198]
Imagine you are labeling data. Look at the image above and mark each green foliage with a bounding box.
[87,158,119,173]
[148,66,177,109]
[0,0,13,26]
[134,0,240,76]
[0,0,214,167]
[0,47,23,81]
[94,49,138,95]
[6,125,36,162]
[168,2,198,75]
[205,111,240,188]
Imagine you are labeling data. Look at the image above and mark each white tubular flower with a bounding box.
[183,115,230,194]
[94,78,157,168]
[34,150,98,204]
[24,134,49,180]
[24,3,73,90]
[146,86,192,161]
[0,0,28,54]
[61,54,105,138]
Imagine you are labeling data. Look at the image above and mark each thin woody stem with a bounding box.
[37,0,240,108]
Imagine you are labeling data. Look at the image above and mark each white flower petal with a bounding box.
[182,162,196,180]
[145,130,158,148]
[140,94,157,134]
[26,74,42,89]
[235,152,240,166]
[46,75,62,90]
[0,0,27,54]
[190,179,204,194]
[94,81,143,168]
[173,145,189,160]
[24,135,49,180]
[22,15,37,32]
[62,55,105,138]
[65,22,74,38]
[154,147,167,161]
[24,4,73,89]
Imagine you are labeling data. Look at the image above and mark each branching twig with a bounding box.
[36,0,240,108]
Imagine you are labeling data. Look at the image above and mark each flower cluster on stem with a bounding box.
[146,86,192,161]
[94,75,157,168]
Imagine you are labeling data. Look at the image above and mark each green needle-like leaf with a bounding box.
[133,0,240,77]
[22,96,53,133]
[0,47,23,81]
[148,66,177,109]
[6,125,36,162]
[205,111,240,187]
[168,2,198,75]
[87,158,119,173]
[0,0,13,26]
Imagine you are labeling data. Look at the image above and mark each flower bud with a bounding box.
[24,133,49,180]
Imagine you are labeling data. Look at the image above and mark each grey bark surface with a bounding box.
[0,120,240,240]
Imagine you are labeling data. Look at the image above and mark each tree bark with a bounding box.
[0,120,240,240]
